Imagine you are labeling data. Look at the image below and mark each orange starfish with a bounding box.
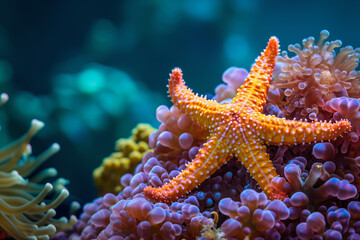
[144,37,351,203]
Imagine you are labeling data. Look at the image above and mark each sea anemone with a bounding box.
[0,93,76,239]
[269,30,360,120]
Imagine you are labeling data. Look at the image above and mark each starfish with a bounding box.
[144,37,351,203]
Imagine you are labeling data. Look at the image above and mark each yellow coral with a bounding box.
[93,123,156,196]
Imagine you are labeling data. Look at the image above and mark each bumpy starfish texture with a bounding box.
[144,37,351,203]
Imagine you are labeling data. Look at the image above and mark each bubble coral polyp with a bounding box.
[144,37,351,203]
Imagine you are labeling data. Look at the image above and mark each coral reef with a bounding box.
[0,93,76,239]
[145,38,352,204]
[55,31,360,240]
[93,123,156,196]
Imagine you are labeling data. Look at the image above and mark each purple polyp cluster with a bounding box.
[219,189,289,239]
[219,189,360,239]
[57,172,214,239]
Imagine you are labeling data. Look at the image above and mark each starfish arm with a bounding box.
[234,137,287,200]
[254,113,352,145]
[169,68,223,128]
[144,134,229,203]
[231,37,279,112]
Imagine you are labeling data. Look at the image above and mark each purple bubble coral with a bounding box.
[60,194,214,240]
[219,189,289,239]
